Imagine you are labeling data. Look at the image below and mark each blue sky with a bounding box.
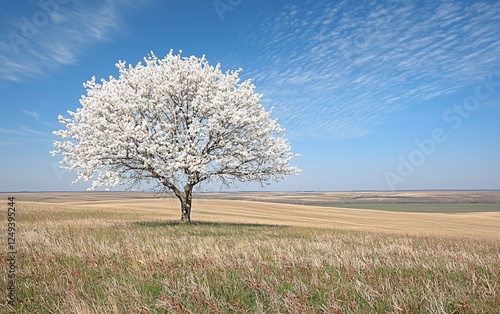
[1,0,499,192]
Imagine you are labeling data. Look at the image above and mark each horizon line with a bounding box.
[2,189,500,194]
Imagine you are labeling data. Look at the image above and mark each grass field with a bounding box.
[1,192,499,313]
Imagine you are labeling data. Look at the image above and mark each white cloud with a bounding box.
[0,125,52,138]
[237,0,500,139]
[19,126,49,137]
[0,128,25,136]
[0,0,151,82]
[23,110,39,120]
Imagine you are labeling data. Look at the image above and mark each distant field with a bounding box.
[1,196,498,313]
[7,190,500,239]
[11,190,500,207]
[194,190,500,207]
[333,203,500,213]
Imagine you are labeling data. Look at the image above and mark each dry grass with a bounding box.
[1,193,499,313]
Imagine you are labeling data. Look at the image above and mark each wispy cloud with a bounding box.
[237,0,500,138]
[0,124,54,147]
[0,125,52,137]
[0,111,57,146]
[0,141,20,146]
[19,125,50,137]
[0,0,151,82]
[0,127,26,136]
[23,110,39,120]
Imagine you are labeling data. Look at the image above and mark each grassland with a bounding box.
[1,192,499,313]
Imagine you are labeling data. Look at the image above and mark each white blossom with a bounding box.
[51,51,300,221]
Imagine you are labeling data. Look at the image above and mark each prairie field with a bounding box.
[1,191,499,313]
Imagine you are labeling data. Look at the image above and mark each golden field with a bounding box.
[1,191,499,313]
[12,190,500,240]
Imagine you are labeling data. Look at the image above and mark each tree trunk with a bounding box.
[162,180,193,223]
[180,187,192,223]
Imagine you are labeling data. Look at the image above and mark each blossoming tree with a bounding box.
[52,51,300,222]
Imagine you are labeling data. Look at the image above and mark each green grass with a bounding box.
[1,203,499,313]
[332,203,500,213]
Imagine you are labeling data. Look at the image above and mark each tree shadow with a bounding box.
[133,220,289,229]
